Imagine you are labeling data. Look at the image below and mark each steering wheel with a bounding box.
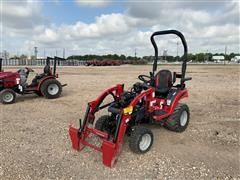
[138,75,154,83]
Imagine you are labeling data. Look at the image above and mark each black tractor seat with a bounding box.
[154,69,173,96]
[31,64,51,85]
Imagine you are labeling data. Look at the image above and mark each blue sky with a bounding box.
[43,1,126,25]
[1,0,239,58]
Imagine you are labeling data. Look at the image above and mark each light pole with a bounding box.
[177,41,179,61]
[224,45,227,65]
[34,47,38,59]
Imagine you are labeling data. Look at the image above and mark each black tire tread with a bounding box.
[0,89,16,104]
[40,79,62,99]
[129,126,153,154]
[164,103,189,132]
[95,115,110,131]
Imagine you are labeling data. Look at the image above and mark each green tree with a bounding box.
[20,54,28,60]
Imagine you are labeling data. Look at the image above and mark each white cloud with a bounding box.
[0,1,48,55]
[1,1,45,30]
[33,13,137,43]
[35,28,60,44]
[1,0,239,57]
[124,1,240,55]
[75,0,111,7]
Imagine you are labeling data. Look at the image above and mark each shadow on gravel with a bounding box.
[16,94,41,102]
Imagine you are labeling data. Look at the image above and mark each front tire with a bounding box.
[0,89,16,104]
[129,126,153,154]
[95,115,111,131]
[164,103,190,132]
[41,79,62,99]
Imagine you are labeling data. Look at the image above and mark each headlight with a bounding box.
[123,106,133,115]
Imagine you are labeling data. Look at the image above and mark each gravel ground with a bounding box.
[1,65,239,179]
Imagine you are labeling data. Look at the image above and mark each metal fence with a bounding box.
[2,58,85,66]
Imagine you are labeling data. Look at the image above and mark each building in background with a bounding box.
[212,55,225,63]
[231,56,240,63]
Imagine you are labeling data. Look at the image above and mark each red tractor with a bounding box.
[0,56,66,104]
[69,30,192,167]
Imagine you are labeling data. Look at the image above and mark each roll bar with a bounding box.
[54,56,65,76]
[46,56,65,76]
[0,58,2,72]
[150,30,188,86]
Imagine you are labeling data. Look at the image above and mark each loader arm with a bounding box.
[69,84,125,167]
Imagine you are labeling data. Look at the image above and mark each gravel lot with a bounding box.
[1,65,239,179]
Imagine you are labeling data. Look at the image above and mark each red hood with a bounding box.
[0,71,20,79]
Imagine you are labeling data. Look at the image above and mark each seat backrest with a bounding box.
[155,70,172,94]
[43,64,51,75]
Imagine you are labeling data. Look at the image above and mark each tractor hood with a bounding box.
[0,71,20,79]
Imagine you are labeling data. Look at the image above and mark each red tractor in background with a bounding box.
[69,30,192,167]
[0,56,66,104]
[85,60,122,66]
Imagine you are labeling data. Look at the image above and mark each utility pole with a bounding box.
[224,45,227,65]
[134,48,137,59]
[34,47,38,59]
[3,50,7,60]
[63,48,65,58]
[43,48,46,58]
[206,49,209,62]
[163,49,167,61]
[177,41,179,61]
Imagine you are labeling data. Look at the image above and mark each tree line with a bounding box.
[67,54,140,61]
[7,52,239,62]
[68,52,239,62]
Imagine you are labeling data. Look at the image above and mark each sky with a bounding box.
[0,0,239,58]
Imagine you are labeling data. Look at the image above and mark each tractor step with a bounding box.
[152,110,169,121]
[153,110,167,116]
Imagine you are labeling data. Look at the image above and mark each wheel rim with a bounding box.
[180,110,188,126]
[3,92,14,103]
[139,134,152,151]
[47,84,59,95]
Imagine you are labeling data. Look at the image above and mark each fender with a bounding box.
[37,76,55,90]
[169,89,188,113]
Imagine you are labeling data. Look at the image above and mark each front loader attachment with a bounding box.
[69,127,81,151]
[68,84,126,167]
[69,123,118,167]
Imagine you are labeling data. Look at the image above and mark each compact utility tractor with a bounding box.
[0,56,66,104]
[69,30,192,167]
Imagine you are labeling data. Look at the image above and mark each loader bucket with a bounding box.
[102,140,117,167]
[69,126,80,151]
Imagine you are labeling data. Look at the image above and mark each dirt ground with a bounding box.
[1,65,239,179]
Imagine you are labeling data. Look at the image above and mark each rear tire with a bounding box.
[41,79,62,99]
[129,126,153,154]
[164,103,190,132]
[0,89,16,104]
